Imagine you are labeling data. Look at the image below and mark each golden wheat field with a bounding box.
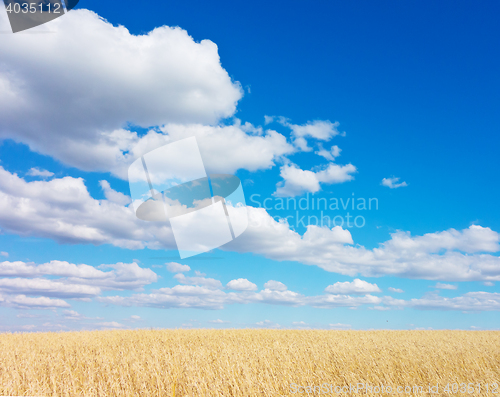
[0,330,498,396]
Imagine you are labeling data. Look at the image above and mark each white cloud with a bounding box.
[388,287,404,293]
[174,273,223,289]
[329,323,351,329]
[166,262,191,273]
[0,252,7,257]
[434,283,458,290]
[0,8,299,181]
[484,281,494,286]
[226,278,258,291]
[264,280,287,291]
[325,279,382,295]
[316,145,341,161]
[130,315,141,320]
[381,177,408,189]
[26,168,54,178]
[274,163,356,197]
[0,9,243,176]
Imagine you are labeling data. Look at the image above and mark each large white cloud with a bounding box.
[0,8,242,166]
[0,8,302,179]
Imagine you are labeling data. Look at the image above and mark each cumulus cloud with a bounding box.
[0,252,7,257]
[166,262,191,273]
[388,287,404,293]
[325,279,382,295]
[264,280,287,291]
[0,9,302,180]
[274,163,356,197]
[26,168,54,178]
[0,9,243,175]
[381,177,408,189]
[226,278,258,291]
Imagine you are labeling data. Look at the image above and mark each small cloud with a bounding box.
[166,262,191,273]
[208,319,230,324]
[26,167,54,178]
[434,283,458,290]
[226,278,258,291]
[256,320,280,329]
[329,323,351,330]
[194,270,206,277]
[316,144,341,161]
[0,251,8,257]
[264,280,287,291]
[264,115,275,125]
[325,279,381,295]
[388,287,404,293]
[130,315,141,321]
[292,321,307,326]
[370,306,391,311]
[484,281,494,287]
[381,177,408,189]
[470,326,480,329]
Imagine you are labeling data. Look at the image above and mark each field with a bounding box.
[0,330,499,396]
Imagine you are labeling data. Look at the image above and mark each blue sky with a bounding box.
[0,0,499,332]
